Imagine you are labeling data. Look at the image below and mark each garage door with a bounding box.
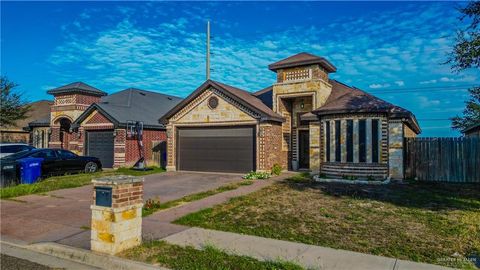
[87,131,114,168]
[177,126,255,173]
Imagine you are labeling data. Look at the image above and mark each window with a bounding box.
[359,120,366,162]
[31,150,56,158]
[325,122,330,162]
[57,150,77,159]
[372,119,379,163]
[335,120,341,162]
[346,120,353,162]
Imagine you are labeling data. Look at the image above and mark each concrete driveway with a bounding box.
[0,171,242,246]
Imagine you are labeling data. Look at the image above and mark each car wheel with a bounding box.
[85,162,98,173]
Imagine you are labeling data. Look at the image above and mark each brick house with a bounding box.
[160,53,420,179]
[28,82,182,168]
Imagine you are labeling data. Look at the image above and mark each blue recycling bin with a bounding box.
[18,157,43,184]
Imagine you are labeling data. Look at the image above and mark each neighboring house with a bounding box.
[463,122,480,137]
[1,100,52,144]
[161,52,420,179]
[28,82,182,168]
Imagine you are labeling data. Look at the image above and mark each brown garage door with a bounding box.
[177,126,255,173]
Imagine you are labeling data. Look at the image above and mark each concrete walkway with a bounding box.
[163,227,452,270]
[142,173,290,240]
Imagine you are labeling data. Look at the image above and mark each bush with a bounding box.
[243,171,271,180]
[271,164,282,176]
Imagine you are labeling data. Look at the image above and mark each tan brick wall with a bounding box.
[404,124,417,138]
[0,130,29,143]
[309,121,321,174]
[166,87,277,172]
[259,122,285,171]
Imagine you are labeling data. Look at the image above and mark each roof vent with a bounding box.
[139,92,146,96]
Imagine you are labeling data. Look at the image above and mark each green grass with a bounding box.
[142,180,254,216]
[120,240,303,270]
[0,166,165,199]
[175,174,480,269]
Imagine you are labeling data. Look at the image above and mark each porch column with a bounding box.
[341,120,347,163]
[388,120,404,180]
[353,120,359,163]
[329,120,335,162]
[309,121,320,174]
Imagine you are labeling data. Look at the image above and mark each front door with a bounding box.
[298,130,310,169]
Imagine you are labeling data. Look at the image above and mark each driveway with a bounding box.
[0,171,242,247]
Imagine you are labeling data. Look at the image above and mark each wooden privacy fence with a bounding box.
[404,137,480,182]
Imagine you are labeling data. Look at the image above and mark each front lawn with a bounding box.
[120,240,303,270]
[175,175,480,269]
[142,180,253,216]
[0,167,165,199]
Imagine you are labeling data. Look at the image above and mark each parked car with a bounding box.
[0,148,102,177]
[0,143,35,158]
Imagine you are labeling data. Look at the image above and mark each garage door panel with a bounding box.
[87,131,114,168]
[177,127,255,173]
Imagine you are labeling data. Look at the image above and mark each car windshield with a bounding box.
[0,149,33,160]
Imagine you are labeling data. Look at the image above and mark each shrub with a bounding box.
[243,171,271,180]
[271,164,282,176]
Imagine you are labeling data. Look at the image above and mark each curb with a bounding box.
[1,240,168,270]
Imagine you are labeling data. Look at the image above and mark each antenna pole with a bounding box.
[206,20,210,80]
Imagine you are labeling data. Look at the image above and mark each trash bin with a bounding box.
[0,160,18,187]
[18,157,43,184]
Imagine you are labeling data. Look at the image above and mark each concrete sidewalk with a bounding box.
[163,227,453,270]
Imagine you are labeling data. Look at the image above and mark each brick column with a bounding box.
[49,127,61,148]
[309,121,320,174]
[166,125,176,171]
[388,120,404,180]
[91,175,143,255]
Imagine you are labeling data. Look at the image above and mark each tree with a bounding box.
[448,1,480,131]
[0,76,31,128]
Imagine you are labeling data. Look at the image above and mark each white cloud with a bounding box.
[369,83,390,89]
[394,80,405,86]
[420,79,437,84]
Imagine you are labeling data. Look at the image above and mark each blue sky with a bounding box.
[1,1,478,137]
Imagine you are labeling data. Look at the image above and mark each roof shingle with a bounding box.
[47,82,107,96]
[268,52,337,73]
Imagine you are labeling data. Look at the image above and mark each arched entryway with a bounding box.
[57,117,72,149]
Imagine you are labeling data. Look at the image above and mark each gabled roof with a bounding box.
[73,88,182,129]
[312,80,421,134]
[47,82,107,96]
[159,80,284,123]
[252,86,273,96]
[268,52,337,73]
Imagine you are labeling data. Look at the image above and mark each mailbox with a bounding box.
[95,186,112,207]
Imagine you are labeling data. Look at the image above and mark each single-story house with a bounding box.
[28,82,182,168]
[160,52,420,179]
[1,100,52,144]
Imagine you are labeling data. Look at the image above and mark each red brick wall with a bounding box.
[125,129,166,165]
[85,111,111,125]
[75,94,101,105]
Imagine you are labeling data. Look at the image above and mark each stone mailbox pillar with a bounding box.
[90,175,143,255]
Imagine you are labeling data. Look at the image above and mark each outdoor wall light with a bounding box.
[300,100,305,109]
[113,130,117,137]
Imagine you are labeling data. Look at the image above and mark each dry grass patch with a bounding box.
[176,176,480,269]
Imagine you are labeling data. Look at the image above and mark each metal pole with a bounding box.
[206,20,210,80]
